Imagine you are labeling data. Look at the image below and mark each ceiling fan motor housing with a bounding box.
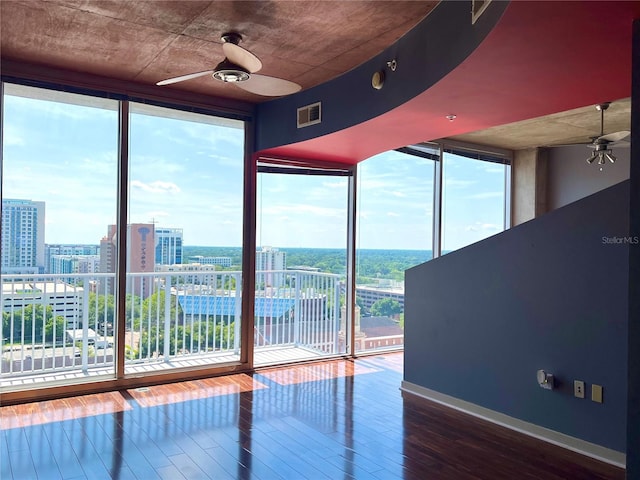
[213,59,250,83]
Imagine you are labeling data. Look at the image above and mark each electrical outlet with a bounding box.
[574,380,585,399]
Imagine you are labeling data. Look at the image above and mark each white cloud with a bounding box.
[387,212,400,217]
[130,154,185,174]
[131,180,181,194]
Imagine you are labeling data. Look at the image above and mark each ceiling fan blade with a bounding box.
[156,70,214,86]
[598,131,630,143]
[222,43,262,73]
[235,74,302,96]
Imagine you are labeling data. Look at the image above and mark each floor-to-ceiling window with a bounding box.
[1,81,248,392]
[355,146,436,353]
[255,163,350,365]
[1,78,514,396]
[441,146,511,254]
[353,142,511,354]
[125,103,246,374]
[1,84,119,388]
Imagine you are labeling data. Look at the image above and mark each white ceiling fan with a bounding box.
[156,32,302,97]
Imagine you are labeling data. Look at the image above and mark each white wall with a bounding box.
[547,144,630,210]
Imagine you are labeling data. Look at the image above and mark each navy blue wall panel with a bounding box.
[254,1,508,152]
[405,181,630,452]
[626,18,640,478]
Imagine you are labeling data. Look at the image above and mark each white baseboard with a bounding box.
[400,380,626,469]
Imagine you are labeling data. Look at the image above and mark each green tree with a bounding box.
[2,305,66,344]
[138,318,234,359]
[88,293,142,327]
[370,298,402,317]
[88,293,115,325]
[141,290,181,325]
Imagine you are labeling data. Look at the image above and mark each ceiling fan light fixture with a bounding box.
[586,152,598,164]
[605,152,616,163]
[212,59,250,83]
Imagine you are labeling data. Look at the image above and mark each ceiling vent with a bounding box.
[297,102,322,128]
[471,0,491,24]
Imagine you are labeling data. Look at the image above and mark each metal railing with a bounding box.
[1,269,343,386]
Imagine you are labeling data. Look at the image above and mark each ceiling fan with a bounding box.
[578,103,629,169]
[156,32,302,97]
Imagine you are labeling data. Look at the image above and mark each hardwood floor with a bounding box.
[0,353,624,479]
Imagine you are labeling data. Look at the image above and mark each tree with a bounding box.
[370,298,402,317]
[138,318,234,358]
[2,305,66,343]
[141,290,181,326]
[88,293,115,325]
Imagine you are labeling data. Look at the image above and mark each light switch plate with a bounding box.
[592,384,603,403]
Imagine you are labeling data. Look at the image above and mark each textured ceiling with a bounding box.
[0,0,437,103]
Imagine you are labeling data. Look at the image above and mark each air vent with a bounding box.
[297,102,322,128]
[471,0,491,24]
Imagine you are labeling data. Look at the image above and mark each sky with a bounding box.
[2,83,507,252]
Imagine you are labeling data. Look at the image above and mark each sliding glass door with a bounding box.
[125,103,246,374]
[255,164,350,365]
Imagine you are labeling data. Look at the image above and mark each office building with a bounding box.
[45,244,99,273]
[256,246,286,287]
[2,281,83,329]
[99,223,155,297]
[50,254,100,276]
[1,199,45,274]
[155,262,217,285]
[188,255,232,268]
[355,285,405,312]
[154,227,183,265]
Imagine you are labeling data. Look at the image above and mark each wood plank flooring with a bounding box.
[0,353,624,479]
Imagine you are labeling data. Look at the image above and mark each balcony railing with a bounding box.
[1,269,344,388]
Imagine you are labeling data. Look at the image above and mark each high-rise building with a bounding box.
[155,228,183,265]
[256,246,286,287]
[1,199,46,274]
[50,255,100,283]
[45,244,99,273]
[99,223,155,297]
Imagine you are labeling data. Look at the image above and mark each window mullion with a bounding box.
[115,100,130,379]
[433,146,443,259]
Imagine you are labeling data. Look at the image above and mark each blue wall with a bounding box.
[254,1,508,152]
[626,18,640,478]
[405,181,630,452]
